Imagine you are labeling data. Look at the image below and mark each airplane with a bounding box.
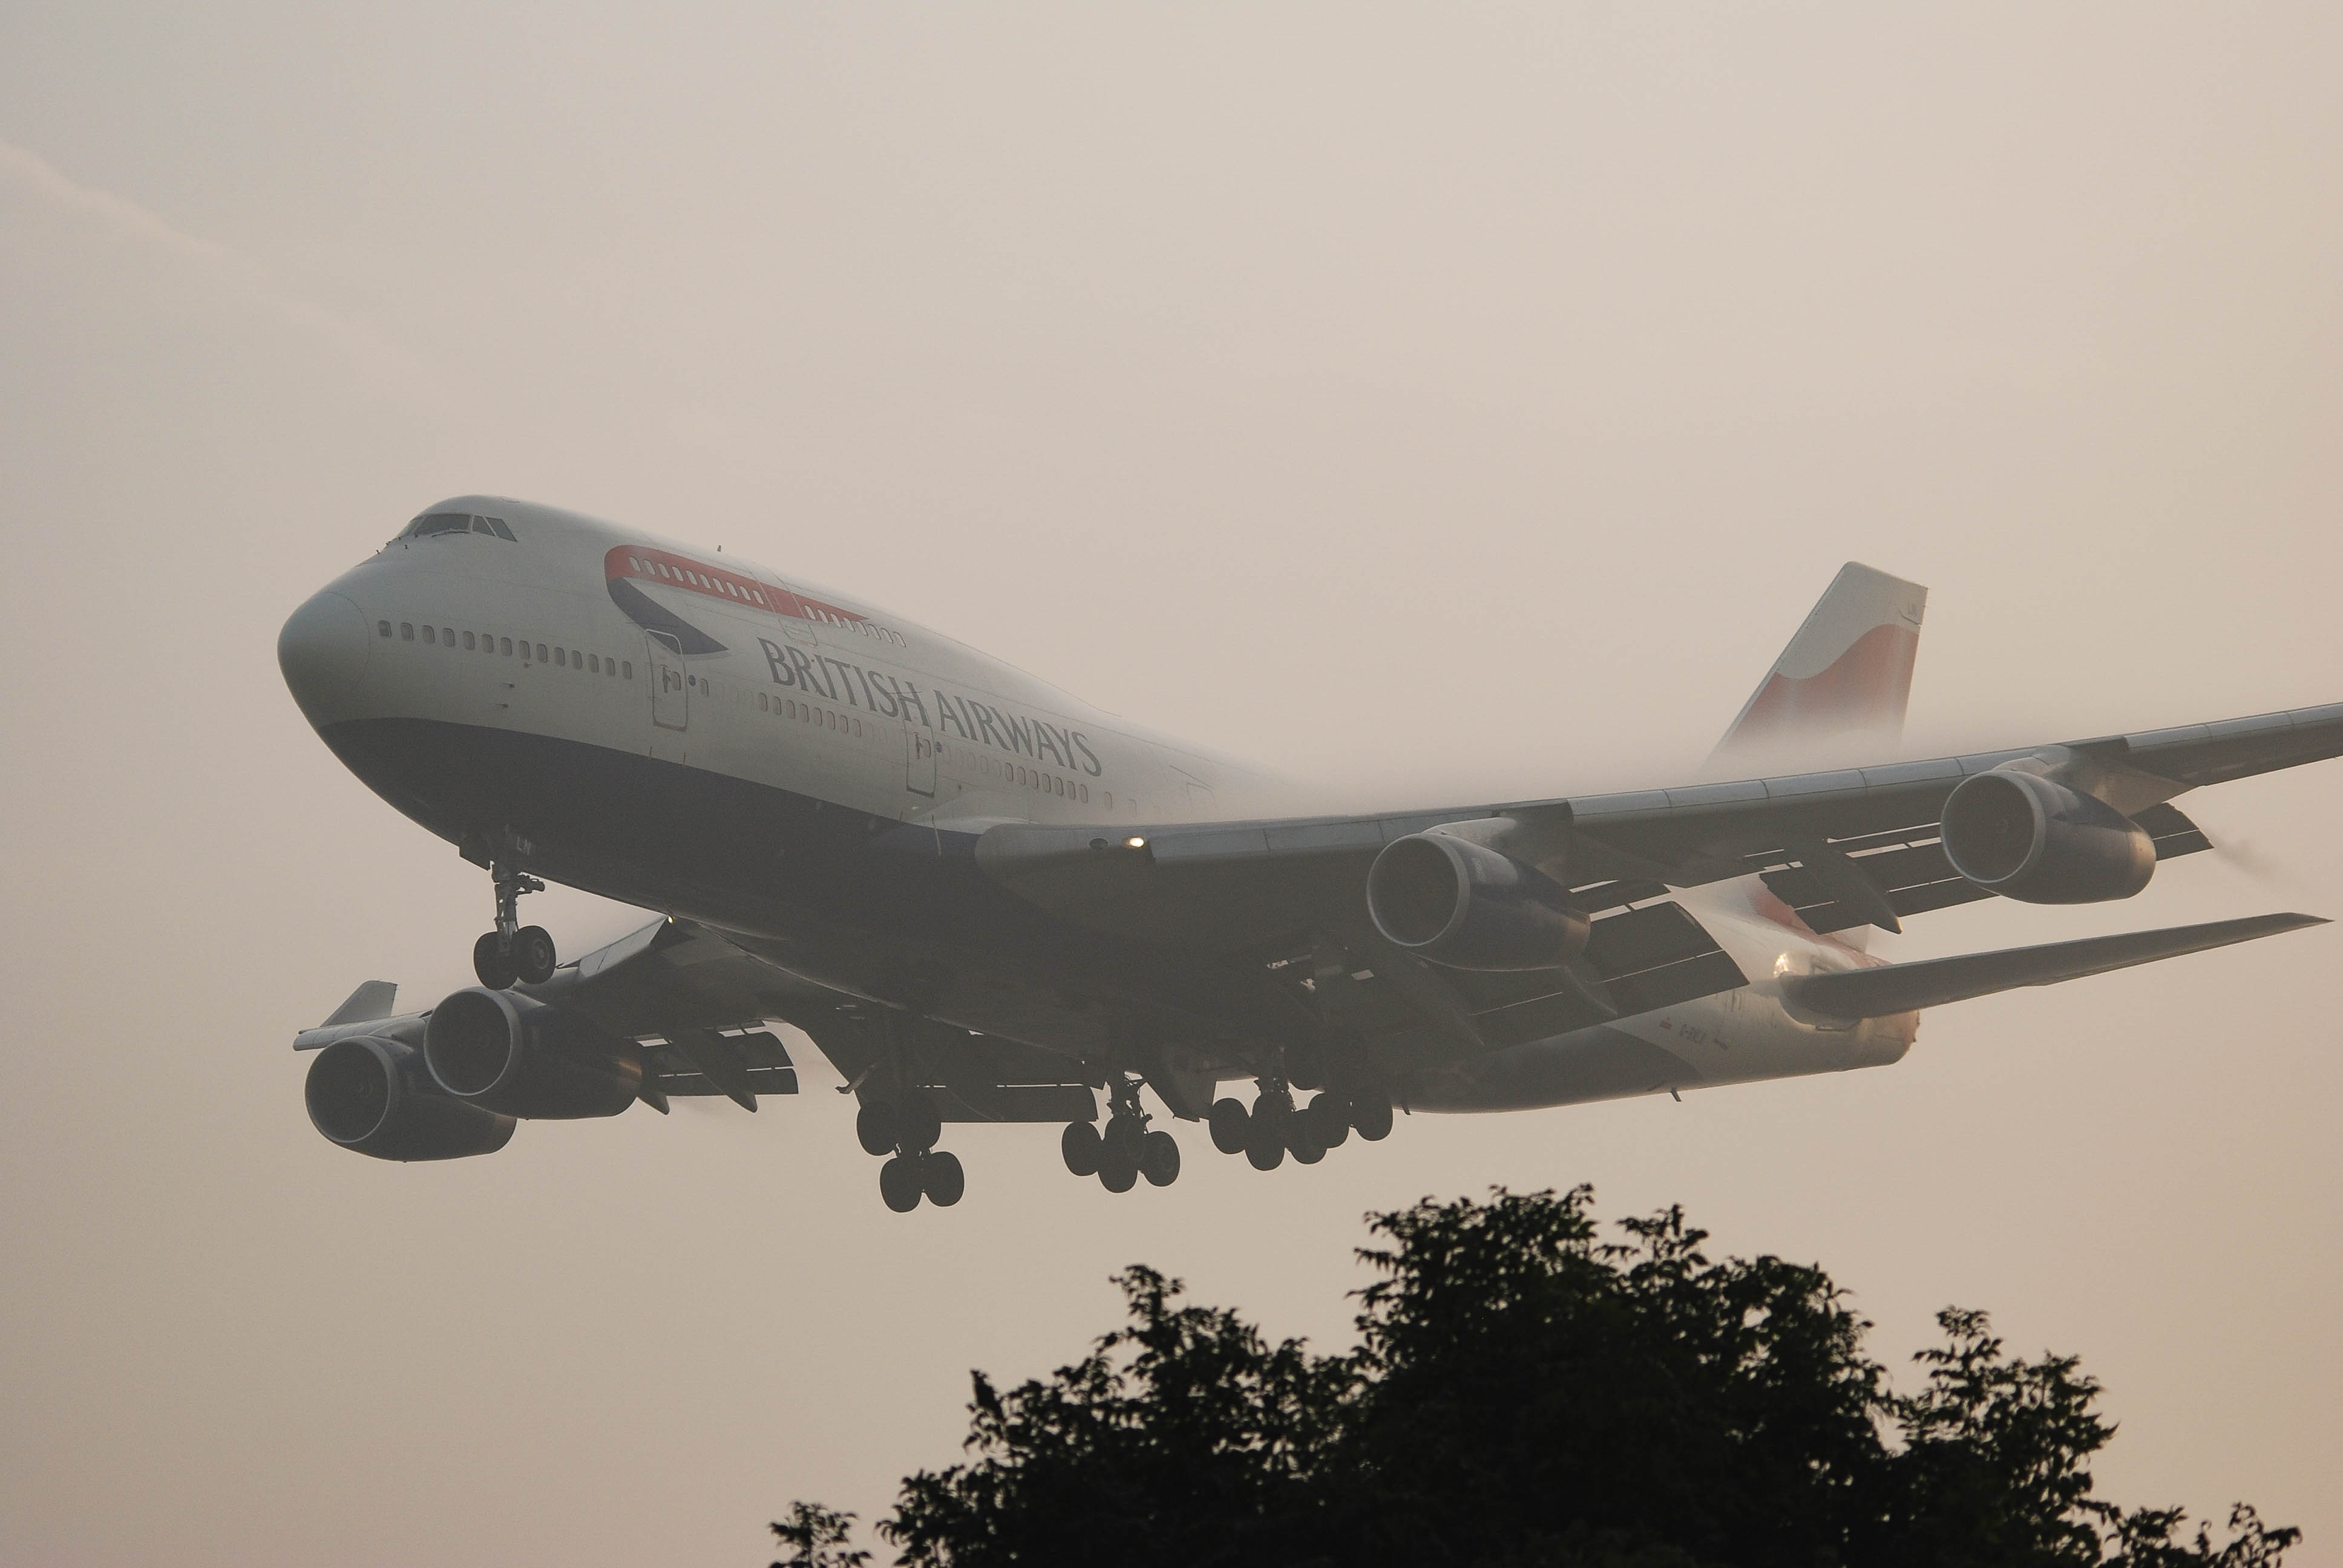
[278,498,2339,1211]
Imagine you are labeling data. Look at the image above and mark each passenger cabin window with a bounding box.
[421,626,434,644]
[535,644,548,662]
[400,623,414,641]
[378,621,392,638]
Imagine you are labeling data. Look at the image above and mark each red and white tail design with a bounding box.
[1709,562,1927,776]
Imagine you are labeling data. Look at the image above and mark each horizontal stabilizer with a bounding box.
[1780,912,2327,1021]
[320,981,398,1027]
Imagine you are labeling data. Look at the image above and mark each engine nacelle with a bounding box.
[1366,832,1592,971]
[424,988,645,1119]
[305,1034,517,1161]
[1940,768,2156,904]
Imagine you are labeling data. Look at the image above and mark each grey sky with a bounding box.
[2,5,2338,1564]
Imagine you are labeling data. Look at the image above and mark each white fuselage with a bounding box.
[283,495,1917,1112]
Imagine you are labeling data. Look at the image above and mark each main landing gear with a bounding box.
[1060,1074,1179,1194]
[471,859,557,990]
[1206,1079,1392,1172]
[859,1093,965,1213]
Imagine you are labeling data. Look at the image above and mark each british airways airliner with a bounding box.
[279,497,2338,1210]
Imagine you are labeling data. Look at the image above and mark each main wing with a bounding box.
[297,915,1100,1123]
[976,698,2343,950]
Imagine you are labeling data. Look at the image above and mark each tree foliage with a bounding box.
[784,1188,2296,1568]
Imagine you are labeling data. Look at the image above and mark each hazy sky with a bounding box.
[4,5,2339,1564]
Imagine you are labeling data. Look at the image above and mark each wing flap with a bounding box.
[1780,912,2327,1021]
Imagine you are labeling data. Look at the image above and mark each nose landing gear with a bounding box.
[471,859,556,989]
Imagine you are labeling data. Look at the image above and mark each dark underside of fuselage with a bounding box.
[315,718,1315,1065]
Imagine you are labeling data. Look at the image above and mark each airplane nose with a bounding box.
[278,590,371,727]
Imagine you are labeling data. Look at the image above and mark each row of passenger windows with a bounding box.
[621,554,909,647]
[758,690,864,737]
[626,556,775,609]
[380,619,632,681]
[991,756,1088,802]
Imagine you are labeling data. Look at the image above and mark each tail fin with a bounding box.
[1709,562,1927,777]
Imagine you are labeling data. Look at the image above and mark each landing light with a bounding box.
[1126,837,1147,849]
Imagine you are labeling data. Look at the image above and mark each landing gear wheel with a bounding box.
[856,1103,899,1158]
[1061,1120,1103,1177]
[1306,1091,1351,1151]
[922,1151,965,1207]
[473,932,519,989]
[1139,1129,1181,1187]
[1103,1114,1144,1170]
[1207,1097,1251,1155]
[1352,1085,1394,1142]
[512,925,557,986]
[1097,1143,1139,1192]
[1245,1131,1286,1172]
[879,1155,923,1212]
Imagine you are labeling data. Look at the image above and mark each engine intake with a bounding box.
[1366,832,1592,971]
[1940,769,2155,904]
[305,1034,516,1161]
[424,988,645,1119]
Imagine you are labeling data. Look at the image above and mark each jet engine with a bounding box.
[424,988,645,1119]
[1366,832,1592,971]
[1939,768,2156,904]
[305,1034,517,1161]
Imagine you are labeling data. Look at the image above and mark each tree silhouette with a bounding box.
[782,1188,2296,1567]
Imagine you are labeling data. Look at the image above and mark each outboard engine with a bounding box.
[424,988,644,1119]
[306,1034,517,1161]
[1366,832,1592,971]
[1939,768,2156,904]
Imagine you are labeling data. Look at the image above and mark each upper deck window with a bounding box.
[401,512,517,542]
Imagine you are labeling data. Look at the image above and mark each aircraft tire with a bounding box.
[1061,1120,1102,1177]
[1098,1146,1138,1193]
[1103,1114,1144,1169]
[1139,1129,1181,1187]
[856,1103,898,1158]
[922,1151,965,1207]
[1306,1092,1351,1151]
[1207,1098,1250,1155]
[473,932,519,990]
[1352,1086,1394,1143]
[879,1155,923,1212]
[1289,1135,1326,1165]
[513,925,557,986]
[1244,1135,1285,1172]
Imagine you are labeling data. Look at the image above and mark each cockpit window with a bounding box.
[401,512,517,542]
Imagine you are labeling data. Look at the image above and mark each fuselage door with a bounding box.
[647,632,689,731]
[906,727,937,797]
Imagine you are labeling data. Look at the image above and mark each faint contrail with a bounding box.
[0,138,426,388]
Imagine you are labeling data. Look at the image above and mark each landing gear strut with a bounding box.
[472,859,555,989]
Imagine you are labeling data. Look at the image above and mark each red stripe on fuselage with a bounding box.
[603,545,868,630]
